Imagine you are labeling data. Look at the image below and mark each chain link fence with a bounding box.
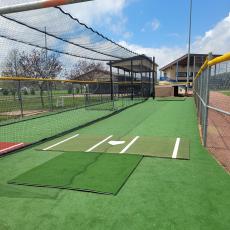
[194,53,230,171]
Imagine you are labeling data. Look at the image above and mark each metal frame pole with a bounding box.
[44,26,53,111]
[176,61,179,82]
[14,52,24,117]
[152,56,155,99]
[203,53,213,146]
[131,60,134,100]
[193,55,196,83]
[186,0,193,93]
[141,60,143,98]
[148,71,151,97]
[0,0,93,15]
[17,80,24,118]
[109,61,114,101]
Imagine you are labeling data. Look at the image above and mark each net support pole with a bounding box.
[186,0,193,94]
[109,61,114,109]
[152,56,155,99]
[148,71,151,97]
[0,0,93,15]
[131,60,134,100]
[44,26,53,112]
[141,60,143,98]
[117,68,120,98]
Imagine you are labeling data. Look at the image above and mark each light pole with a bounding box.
[186,0,192,94]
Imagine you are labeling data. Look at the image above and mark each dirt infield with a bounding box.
[0,110,47,117]
[207,91,230,172]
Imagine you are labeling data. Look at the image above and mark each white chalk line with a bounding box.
[43,134,79,150]
[86,135,113,152]
[172,138,180,159]
[120,136,140,153]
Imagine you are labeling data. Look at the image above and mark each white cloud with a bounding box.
[119,41,184,68]
[141,19,160,33]
[63,0,127,25]
[151,19,160,31]
[192,12,230,54]
[63,0,132,40]
[167,32,180,38]
[120,12,230,69]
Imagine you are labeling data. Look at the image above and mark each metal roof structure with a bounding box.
[160,53,221,71]
[109,55,157,73]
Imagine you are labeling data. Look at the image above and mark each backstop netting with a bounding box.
[0,2,155,155]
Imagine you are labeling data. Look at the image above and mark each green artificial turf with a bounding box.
[0,98,141,145]
[156,97,186,101]
[8,152,142,195]
[0,108,112,143]
[0,98,230,230]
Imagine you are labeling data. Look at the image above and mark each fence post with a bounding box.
[203,52,213,146]
[17,80,23,118]
[48,81,53,111]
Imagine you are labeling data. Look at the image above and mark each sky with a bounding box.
[63,0,230,68]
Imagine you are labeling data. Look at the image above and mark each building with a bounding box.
[159,53,220,83]
[109,55,158,97]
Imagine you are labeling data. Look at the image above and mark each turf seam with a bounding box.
[65,153,103,187]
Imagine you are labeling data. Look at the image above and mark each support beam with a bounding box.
[193,55,196,83]
[109,61,114,101]
[0,0,92,15]
[186,0,193,93]
[152,56,155,99]
[131,60,134,100]
[176,61,179,82]
[148,71,151,97]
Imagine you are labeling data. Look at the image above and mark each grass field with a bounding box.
[0,93,85,113]
[221,90,230,96]
[0,98,229,230]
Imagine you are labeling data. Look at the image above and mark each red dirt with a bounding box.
[0,142,26,155]
[207,92,230,172]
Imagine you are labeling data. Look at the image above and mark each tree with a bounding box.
[2,49,62,107]
[69,60,105,80]
[2,49,21,77]
[2,49,21,100]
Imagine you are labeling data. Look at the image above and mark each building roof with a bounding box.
[73,68,111,81]
[159,53,221,71]
[108,55,158,73]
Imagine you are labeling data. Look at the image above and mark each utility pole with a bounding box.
[186,0,193,94]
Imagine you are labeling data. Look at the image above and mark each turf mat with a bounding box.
[8,151,142,195]
[39,134,190,159]
[126,137,190,159]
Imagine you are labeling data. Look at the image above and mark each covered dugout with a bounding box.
[108,55,157,99]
